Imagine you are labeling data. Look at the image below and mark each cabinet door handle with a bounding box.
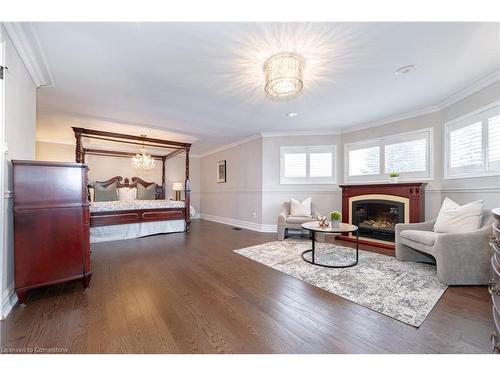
[492,331,500,353]
[491,238,500,252]
[489,280,500,296]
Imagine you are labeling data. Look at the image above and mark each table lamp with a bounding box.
[172,182,184,201]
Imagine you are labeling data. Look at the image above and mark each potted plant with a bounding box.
[389,172,399,183]
[330,211,342,228]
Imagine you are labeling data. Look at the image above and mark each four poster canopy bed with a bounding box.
[72,127,192,243]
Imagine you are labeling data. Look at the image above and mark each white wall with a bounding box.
[200,138,263,226]
[340,111,444,220]
[261,134,342,225]
[198,80,500,229]
[165,153,200,216]
[341,81,500,219]
[439,81,500,210]
[1,25,37,319]
[36,141,74,161]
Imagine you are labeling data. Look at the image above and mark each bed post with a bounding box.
[161,156,166,199]
[74,128,83,163]
[185,147,191,231]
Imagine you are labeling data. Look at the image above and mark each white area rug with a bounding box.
[234,239,447,327]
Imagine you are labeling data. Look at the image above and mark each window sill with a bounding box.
[443,171,500,180]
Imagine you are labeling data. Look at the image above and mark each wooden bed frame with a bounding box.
[72,127,192,230]
[89,176,187,227]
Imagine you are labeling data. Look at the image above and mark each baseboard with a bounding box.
[200,214,277,233]
[1,283,18,320]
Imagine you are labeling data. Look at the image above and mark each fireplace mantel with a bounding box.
[338,182,427,250]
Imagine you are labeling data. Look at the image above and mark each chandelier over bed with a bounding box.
[132,135,156,170]
[263,52,304,99]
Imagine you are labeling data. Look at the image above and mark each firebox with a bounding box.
[351,199,405,242]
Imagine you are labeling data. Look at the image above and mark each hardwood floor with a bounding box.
[0,219,494,353]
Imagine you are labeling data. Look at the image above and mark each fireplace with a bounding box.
[338,183,426,250]
[352,199,404,242]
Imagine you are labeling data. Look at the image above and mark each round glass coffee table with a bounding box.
[300,221,359,268]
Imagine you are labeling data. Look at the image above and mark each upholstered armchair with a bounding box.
[395,212,493,285]
[277,201,323,241]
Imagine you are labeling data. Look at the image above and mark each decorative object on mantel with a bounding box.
[330,210,342,228]
[217,160,227,183]
[234,239,447,327]
[317,216,330,228]
[172,182,184,200]
[389,172,400,183]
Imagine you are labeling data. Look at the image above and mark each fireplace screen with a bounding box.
[352,199,405,242]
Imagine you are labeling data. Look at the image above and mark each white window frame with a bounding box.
[344,128,433,183]
[280,145,337,185]
[444,101,500,180]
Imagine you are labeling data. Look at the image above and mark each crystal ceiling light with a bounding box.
[132,135,156,170]
[263,53,305,99]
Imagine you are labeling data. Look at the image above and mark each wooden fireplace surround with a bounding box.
[337,183,427,250]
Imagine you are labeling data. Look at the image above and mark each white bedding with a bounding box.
[89,199,188,243]
[90,220,185,243]
[90,199,185,213]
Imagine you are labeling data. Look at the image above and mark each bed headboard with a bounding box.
[93,176,164,199]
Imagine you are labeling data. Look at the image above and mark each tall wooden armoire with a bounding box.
[12,160,91,304]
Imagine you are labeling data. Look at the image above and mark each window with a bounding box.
[488,115,500,171]
[280,145,336,184]
[444,103,500,179]
[283,153,306,177]
[385,138,427,173]
[348,146,380,176]
[345,129,432,183]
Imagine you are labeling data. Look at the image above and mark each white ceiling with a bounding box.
[32,22,500,155]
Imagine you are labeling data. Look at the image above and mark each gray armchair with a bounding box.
[277,201,323,241]
[395,212,493,285]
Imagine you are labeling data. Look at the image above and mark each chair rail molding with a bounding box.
[2,22,54,88]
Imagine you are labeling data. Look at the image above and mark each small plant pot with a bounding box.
[331,220,341,228]
[390,176,399,183]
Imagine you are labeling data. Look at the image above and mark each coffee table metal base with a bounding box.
[301,230,359,268]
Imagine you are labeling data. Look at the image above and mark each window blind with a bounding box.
[348,146,380,176]
[283,153,306,177]
[488,114,500,171]
[385,138,427,173]
[449,122,482,169]
[280,145,336,184]
[310,152,333,177]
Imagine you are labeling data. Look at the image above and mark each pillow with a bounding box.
[136,183,156,200]
[434,197,484,233]
[88,187,95,202]
[117,187,137,201]
[94,182,118,202]
[290,197,312,217]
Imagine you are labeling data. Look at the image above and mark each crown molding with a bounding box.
[339,105,440,134]
[339,70,500,134]
[197,134,262,158]
[435,69,500,109]
[261,129,341,137]
[3,22,54,88]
